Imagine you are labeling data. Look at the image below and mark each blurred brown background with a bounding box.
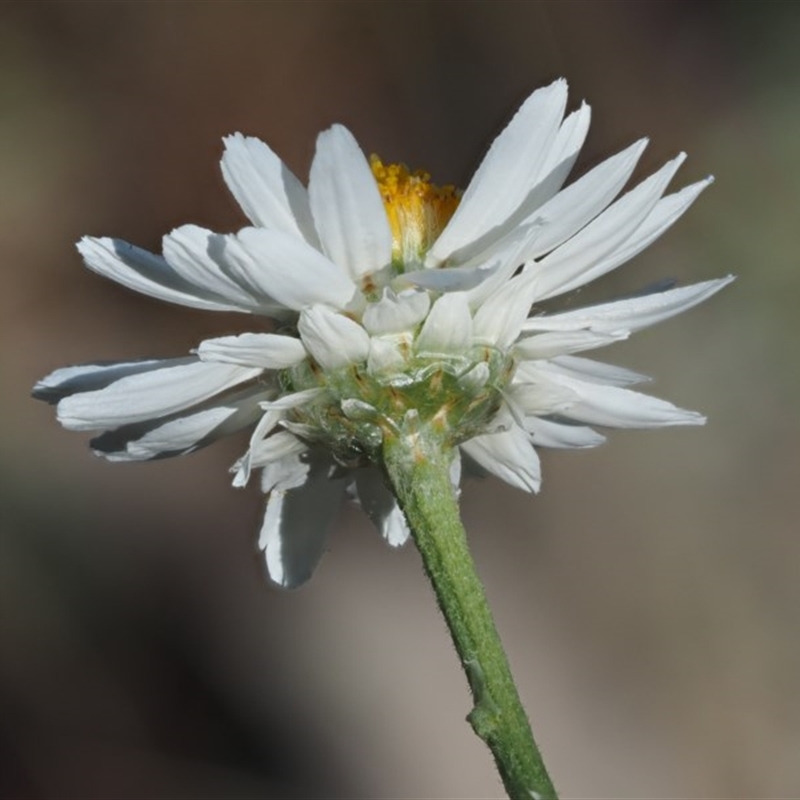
[2,1,798,797]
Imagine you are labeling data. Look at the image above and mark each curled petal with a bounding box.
[298,305,371,370]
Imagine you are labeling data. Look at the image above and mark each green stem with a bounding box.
[381,424,557,800]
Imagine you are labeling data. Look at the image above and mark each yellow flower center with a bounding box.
[370,155,460,269]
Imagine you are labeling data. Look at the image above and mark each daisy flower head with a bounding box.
[34,79,732,587]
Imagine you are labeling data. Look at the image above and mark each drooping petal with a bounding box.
[428,79,568,263]
[219,227,357,311]
[77,237,250,313]
[521,276,735,335]
[259,448,311,494]
[534,153,688,300]
[220,133,320,246]
[308,124,392,281]
[460,422,541,493]
[56,360,263,431]
[524,416,606,449]
[351,468,410,547]
[361,287,430,335]
[298,305,371,370]
[259,459,347,588]
[415,293,473,355]
[231,405,286,488]
[197,333,307,369]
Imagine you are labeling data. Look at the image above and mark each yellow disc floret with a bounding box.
[370,155,460,270]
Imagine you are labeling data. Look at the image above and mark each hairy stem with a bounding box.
[381,425,557,800]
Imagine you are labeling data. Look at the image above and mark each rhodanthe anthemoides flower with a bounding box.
[34,79,732,588]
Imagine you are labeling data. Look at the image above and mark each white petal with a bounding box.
[532,102,592,201]
[361,288,430,335]
[458,362,490,392]
[161,225,269,312]
[524,139,649,259]
[472,268,538,349]
[56,360,262,431]
[231,406,285,487]
[433,105,590,270]
[506,381,579,416]
[449,448,462,492]
[298,305,370,370]
[99,407,236,462]
[352,469,410,547]
[259,460,347,588]
[404,260,501,292]
[248,430,308,471]
[415,293,473,355]
[220,133,320,246]
[519,356,650,387]
[367,333,413,377]
[77,237,248,313]
[582,177,714,281]
[538,372,705,428]
[33,358,170,403]
[197,333,307,369]
[221,227,357,311]
[514,330,627,360]
[259,388,323,411]
[260,448,311,494]
[428,79,568,262]
[535,153,688,300]
[460,423,541,493]
[92,385,266,462]
[522,276,734,336]
[461,221,546,310]
[524,416,606,449]
[308,124,392,281]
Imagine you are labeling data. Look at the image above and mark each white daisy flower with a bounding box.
[34,79,732,587]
